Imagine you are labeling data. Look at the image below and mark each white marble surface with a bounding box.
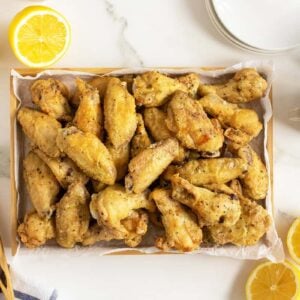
[1,0,300,299]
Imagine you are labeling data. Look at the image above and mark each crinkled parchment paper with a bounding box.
[11,61,284,261]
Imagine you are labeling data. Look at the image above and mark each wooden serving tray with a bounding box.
[9,67,273,256]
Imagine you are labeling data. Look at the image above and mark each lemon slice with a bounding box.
[246,261,300,300]
[288,218,300,265]
[9,6,71,67]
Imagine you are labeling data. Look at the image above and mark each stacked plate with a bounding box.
[205,0,300,53]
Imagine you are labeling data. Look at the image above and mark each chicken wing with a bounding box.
[198,68,268,103]
[209,180,271,246]
[177,73,200,97]
[125,138,179,193]
[71,76,111,107]
[73,78,103,138]
[199,93,262,146]
[17,212,55,248]
[56,126,117,184]
[130,113,152,157]
[133,71,188,107]
[166,91,224,153]
[143,107,186,161]
[237,145,268,200]
[90,185,155,235]
[104,78,137,148]
[144,107,172,141]
[56,183,90,248]
[171,175,241,227]
[163,157,248,185]
[33,148,88,189]
[23,151,60,218]
[31,78,72,121]
[83,210,149,247]
[105,141,130,181]
[150,188,202,252]
[17,107,61,158]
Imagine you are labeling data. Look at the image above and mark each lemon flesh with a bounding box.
[9,6,71,67]
[246,261,300,300]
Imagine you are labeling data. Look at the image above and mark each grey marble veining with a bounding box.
[105,0,145,67]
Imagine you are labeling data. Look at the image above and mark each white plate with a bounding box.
[211,0,300,51]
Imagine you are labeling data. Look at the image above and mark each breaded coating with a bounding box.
[150,188,202,252]
[237,145,268,200]
[177,73,200,97]
[125,138,179,193]
[17,107,61,158]
[130,113,152,157]
[90,185,155,234]
[199,93,262,146]
[17,212,55,248]
[23,151,60,218]
[56,126,117,185]
[133,71,188,107]
[166,91,224,153]
[106,141,130,181]
[56,183,90,248]
[209,180,271,246]
[31,78,72,121]
[198,68,267,103]
[73,78,103,138]
[71,76,111,107]
[34,148,88,189]
[171,175,241,227]
[104,78,137,148]
[83,210,149,247]
[163,158,248,185]
[144,107,172,141]
[143,107,186,162]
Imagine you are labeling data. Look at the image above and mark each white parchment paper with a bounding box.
[11,61,284,261]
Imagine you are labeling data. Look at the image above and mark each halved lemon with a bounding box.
[246,261,300,300]
[9,6,71,67]
[288,218,300,265]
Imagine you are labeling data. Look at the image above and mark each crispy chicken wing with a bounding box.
[73,78,103,138]
[199,93,262,146]
[171,175,241,227]
[163,157,248,185]
[166,91,224,153]
[56,126,117,184]
[133,71,188,107]
[177,73,201,97]
[209,180,271,246]
[83,210,149,247]
[23,151,60,218]
[17,107,61,158]
[90,185,155,236]
[104,78,137,148]
[71,77,111,107]
[150,188,202,252]
[143,107,186,161]
[125,138,179,193]
[237,145,268,200]
[31,78,72,121]
[56,183,90,248]
[198,68,268,103]
[130,113,152,157]
[34,148,88,189]
[106,141,130,181]
[17,212,55,248]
